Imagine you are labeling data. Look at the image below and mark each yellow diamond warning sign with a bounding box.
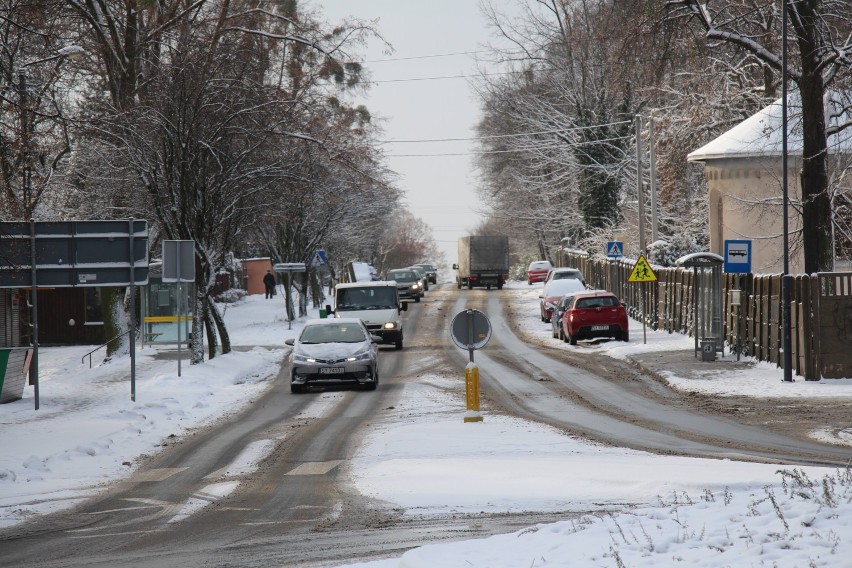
[628,255,657,283]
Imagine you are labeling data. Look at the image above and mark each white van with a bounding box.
[326,281,407,349]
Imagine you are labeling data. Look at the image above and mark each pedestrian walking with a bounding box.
[263,270,276,299]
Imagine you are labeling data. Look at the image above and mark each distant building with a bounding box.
[687,92,852,274]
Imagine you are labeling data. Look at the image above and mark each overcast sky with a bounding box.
[315,0,517,266]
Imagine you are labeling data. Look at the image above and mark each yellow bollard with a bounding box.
[464,362,483,423]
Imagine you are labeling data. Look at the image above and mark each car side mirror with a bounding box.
[325,304,333,315]
[285,338,295,346]
[452,264,459,270]
[400,302,408,312]
[538,295,543,299]
[370,334,382,343]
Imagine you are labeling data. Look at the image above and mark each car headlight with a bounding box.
[412,283,420,289]
[383,322,396,329]
[346,349,372,362]
[293,354,316,363]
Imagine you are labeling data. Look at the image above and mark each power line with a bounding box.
[379,120,633,144]
[386,135,632,157]
[366,50,500,63]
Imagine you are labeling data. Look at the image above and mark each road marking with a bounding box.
[68,529,164,539]
[81,505,160,515]
[168,481,240,524]
[132,468,187,482]
[203,438,278,480]
[285,460,342,475]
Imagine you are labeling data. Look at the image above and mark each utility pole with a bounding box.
[781,1,793,382]
[649,115,659,244]
[635,115,646,252]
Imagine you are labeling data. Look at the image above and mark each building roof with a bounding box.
[687,91,852,162]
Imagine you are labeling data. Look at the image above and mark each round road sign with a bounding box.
[450,309,492,350]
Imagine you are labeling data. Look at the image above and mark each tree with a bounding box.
[667,0,852,273]
[0,1,82,220]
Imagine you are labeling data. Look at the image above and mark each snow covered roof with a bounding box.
[687,91,852,162]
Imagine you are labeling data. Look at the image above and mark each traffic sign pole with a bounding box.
[450,309,491,423]
[628,255,657,345]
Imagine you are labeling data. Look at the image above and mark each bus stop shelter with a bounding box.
[676,252,724,360]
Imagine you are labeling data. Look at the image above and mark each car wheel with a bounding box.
[291,383,302,394]
[568,331,577,346]
[395,335,403,350]
[415,296,420,303]
[558,327,564,341]
[622,331,629,342]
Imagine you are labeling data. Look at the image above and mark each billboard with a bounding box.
[0,220,149,288]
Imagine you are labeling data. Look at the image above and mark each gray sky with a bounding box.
[314,0,515,266]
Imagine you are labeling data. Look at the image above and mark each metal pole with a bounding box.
[635,115,646,252]
[649,115,659,244]
[128,219,136,401]
[467,309,474,363]
[29,219,39,410]
[781,1,793,382]
[288,271,293,330]
[176,249,182,377]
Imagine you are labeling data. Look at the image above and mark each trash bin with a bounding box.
[318,309,327,319]
[700,338,717,362]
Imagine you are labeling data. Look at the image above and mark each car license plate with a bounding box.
[591,325,610,331]
[319,367,344,374]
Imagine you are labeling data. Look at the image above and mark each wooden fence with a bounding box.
[559,251,852,380]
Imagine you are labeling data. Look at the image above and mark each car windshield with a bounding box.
[337,287,398,310]
[530,262,551,270]
[417,264,434,271]
[387,271,416,281]
[575,296,618,309]
[553,271,582,280]
[300,324,366,344]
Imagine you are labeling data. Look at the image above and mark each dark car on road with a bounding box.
[413,263,438,284]
[385,268,424,301]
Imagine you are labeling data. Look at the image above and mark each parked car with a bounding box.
[385,268,424,301]
[408,266,430,291]
[527,260,553,285]
[561,291,629,345]
[413,263,438,284]
[285,318,380,393]
[544,267,585,287]
[539,278,586,322]
[551,293,581,341]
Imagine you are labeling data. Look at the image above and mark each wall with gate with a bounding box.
[558,251,852,380]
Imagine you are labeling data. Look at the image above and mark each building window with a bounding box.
[85,288,103,324]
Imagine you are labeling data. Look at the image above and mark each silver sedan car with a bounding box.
[285,318,380,393]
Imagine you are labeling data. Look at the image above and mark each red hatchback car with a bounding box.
[561,291,629,345]
[527,260,553,285]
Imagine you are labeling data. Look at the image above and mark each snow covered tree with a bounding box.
[667,0,852,272]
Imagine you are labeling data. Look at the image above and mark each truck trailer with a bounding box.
[454,235,509,290]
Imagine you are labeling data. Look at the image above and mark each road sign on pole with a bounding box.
[724,240,752,273]
[628,255,657,283]
[606,241,624,258]
[450,309,492,424]
[274,263,307,330]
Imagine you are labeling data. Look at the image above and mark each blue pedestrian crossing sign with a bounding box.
[606,241,624,258]
[311,249,328,267]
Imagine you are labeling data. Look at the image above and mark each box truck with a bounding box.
[453,236,510,290]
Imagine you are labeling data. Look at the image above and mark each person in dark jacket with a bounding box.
[263,270,276,299]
